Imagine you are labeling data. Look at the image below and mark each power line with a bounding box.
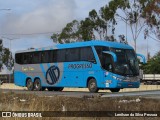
[0,31,58,36]
[0,9,11,10]
[148,35,160,42]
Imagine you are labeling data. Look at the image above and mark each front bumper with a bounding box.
[116,81,140,88]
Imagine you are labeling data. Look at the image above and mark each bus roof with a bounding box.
[57,40,133,49]
[15,40,133,53]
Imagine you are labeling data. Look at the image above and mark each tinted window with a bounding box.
[80,47,95,61]
[41,51,49,63]
[95,46,109,64]
[15,47,95,64]
[23,53,33,64]
[15,53,22,64]
[101,53,113,71]
[48,51,54,62]
[66,48,80,62]
[57,49,66,62]
[95,46,109,56]
[33,52,41,64]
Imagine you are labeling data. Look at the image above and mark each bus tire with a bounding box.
[34,79,42,91]
[26,79,33,91]
[88,78,99,93]
[110,88,120,92]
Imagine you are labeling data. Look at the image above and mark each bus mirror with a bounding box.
[102,51,117,62]
[136,53,146,64]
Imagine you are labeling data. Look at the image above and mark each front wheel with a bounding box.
[110,88,120,92]
[88,78,99,93]
[26,79,33,91]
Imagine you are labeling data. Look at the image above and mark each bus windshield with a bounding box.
[110,48,139,76]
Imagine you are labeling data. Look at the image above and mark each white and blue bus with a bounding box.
[14,40,145,92]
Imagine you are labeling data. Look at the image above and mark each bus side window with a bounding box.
[28,53,33,64]
[15,53,23,64]
[33,52,41,64]
[80,47,95,61]
[52,50,57,62]
[57,49,66,62]
[66,48,80,62]
[23,53,28,64]
[41,51,49,63]
[49,50,54,63]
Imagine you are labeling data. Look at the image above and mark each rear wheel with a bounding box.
[26,79,33,91]
[110,88,120,92]
[34,79,42,91]
[88,78,99,93]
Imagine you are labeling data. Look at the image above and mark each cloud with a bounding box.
[11,36,54,53]
[75,0,107,19]
[1,0,76,34]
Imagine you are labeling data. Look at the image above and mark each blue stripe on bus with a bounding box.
[47,63,50,68]
[40,64,46,77]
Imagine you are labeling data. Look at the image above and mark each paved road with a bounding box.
[0,89,103,98]
[1,89,160,99]
[101,90,160,99]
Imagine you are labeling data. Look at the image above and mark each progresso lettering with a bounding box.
[68,63,92,69]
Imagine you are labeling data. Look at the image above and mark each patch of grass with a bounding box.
[0,92,160,120]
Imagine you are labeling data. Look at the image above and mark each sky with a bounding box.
[0,0,159,59]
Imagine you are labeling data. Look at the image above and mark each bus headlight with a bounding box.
[116,77,123,81]
[112,75,123,81]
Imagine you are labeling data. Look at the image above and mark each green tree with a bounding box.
[141,51,160,74]
[142,0,160,41]
[0,39,14,72]
[51,20,81,43]
[79,18,94,40]
[113,0,149,51]
[88,9,107,40]
[113,0,160,51]
[51,0,160,45]
[100,3,117,39]
[51,5,118,43]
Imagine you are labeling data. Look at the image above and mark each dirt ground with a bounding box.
[0,91,160,120]
[1,83,160,120]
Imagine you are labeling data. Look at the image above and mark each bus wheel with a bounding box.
[26,79,33,91]
[34,79,42,91]
[88,78,99,93]
[110,88,120,92]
